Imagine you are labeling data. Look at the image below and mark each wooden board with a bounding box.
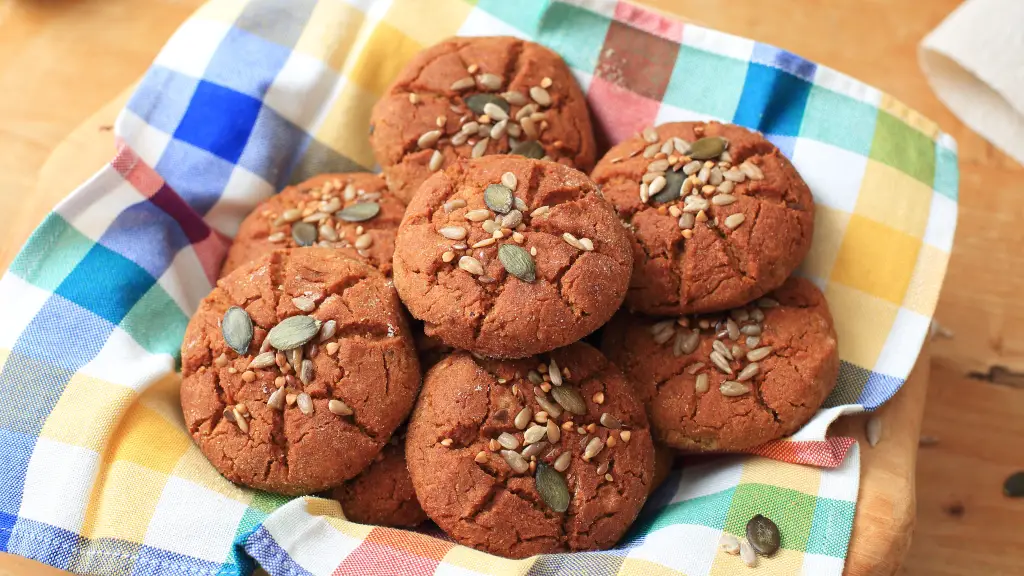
[1,0,1023,575]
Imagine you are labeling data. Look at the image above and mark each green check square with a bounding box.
[664,46,747,120]
[635,487,734,535]
[724,484,816,552]
[806,497,855,557]
[532,2,611,73]
[933,142,959,201]
[120,283,189,358]
[9,214,93,292]
[801,85,878,156]
[870,111,936,186]
[473,0,543,34]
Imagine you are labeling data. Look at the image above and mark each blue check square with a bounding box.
[238,105,311,189]
[204,27,291,100]
[172,80,262,165]
[734,62,812,137]
[56,244,156,326]
[126,66,200,136]
[155,139,236,215]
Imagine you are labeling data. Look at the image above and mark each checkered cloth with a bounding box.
[0,1,957,575]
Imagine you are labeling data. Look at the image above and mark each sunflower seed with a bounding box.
[689,137,728,160]
[500,209,523,229]
[719,533,741,555]
[322,399,352,416]
[481,220,499,234]
[267,316,320,350]
[501,449,529,473]
[455,257,484,277]
[737,362,759,382]
[724,168,746,182]
[712,339,734,360]
[510,139,545,159]
[317,224,338,242]
[498,432,520,450]
[740,539,757,567]
[296,393,314,415]
[600,413,621,429]
[524,425,547,445]
[233,409,248,433]
[427,149,444,171]
[712,194,737,206]
[281,208,303,223]
[677,213,696,231]
[548,358,562,386]
[514,407,533,430]
[674,329,700,356]
[746,336,761,348]
[451,76,475,91]
[297,359,313,385]
[534,393,563,418]
[222,307,253,355]
[740,162,764,180]
[248,352,276,370]
[695,373,710,394]
[720,380,751,396]
[497,244,535,282]
[529,86,551,106]
[583,437,605,460]
[466,94,509,116]
[535,463,569,512]
[267,232,286,243]
[682,160,702,175]
[653,324,676,345]
[522,440,548,459]
[417,129,442,149]
[721,318,739,342]
[562,232,585,250]
[316,320,336,344]
[642,126,659,143]
[482,102,509,122]
[724,213,746,229]
[697,165,711,184]
[551,385,587,415]
[683,196,709,212]
[530,206,550,219]
[741,324,762,336]
[336,202,380,222]
[710,351,733,374]
[267,387,286,410]
[354,233,373,249]
[469,138,487,158]
[285,297,313,314]
[757,298,779,308]
[499,90,525,105]
[866,416,882,447]
[647,159,670,173]
[439,226,468,240]
[553,451,572,472]
[650,319,675,335]
[746,346,774,362]
[717,180,736,195]
[746,514,781,555]
[547,420,561,443]
[732,344,743,359]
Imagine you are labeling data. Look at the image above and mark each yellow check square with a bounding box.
[442,544,535,574]
[387,0,474,46]
[824,283,898,368]
[879,93,940,139]
[618,557,682,576]
[856,160,933,238]
[40,375,133,452]
[315,81,380,169]
[172,445,253,504]
[830,215,921,305]
[81,461,165,542]
[108,404,190,475]
[191,0,247,23]
[739,458,820,497]
[800,206,849,281]
[294,0,365,71]
[903,244,950,316]
[345,21,424,97]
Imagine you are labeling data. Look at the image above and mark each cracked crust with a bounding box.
[370,36,596,203]
[330,438,427,527]
[393,156,632,359]
[181,248,421,495]
[220,173,404,278]
[591,121,814,315]
[406,343,654,558]
[602,277,838,452]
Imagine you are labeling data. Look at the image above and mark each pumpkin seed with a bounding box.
[465,94,509,116]
[267,315,320,350]
[651,170,685,204]
[689,137,728,160]
[1003,471,1024,497]
[535,463,569,513]
[336,202,380,222]
[484,184,514,214]
[290,222,318,246]
[222,307,253,354]
[496,244,536,282]
[550,385,586,416]
[746,514,781,555]
[510,140,545,159]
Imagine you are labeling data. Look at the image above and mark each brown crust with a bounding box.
[181,248,421,495]
[406,343,655,558]
[601,277,839,452]
[330,440,427,527]
[393,156,633,358]
[220,173,404,278]
[590,121,814,315]
[370,36,596,203]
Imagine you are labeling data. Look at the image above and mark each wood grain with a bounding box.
[2,0,1023,575]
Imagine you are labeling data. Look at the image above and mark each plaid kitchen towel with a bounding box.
[0,0,957,575]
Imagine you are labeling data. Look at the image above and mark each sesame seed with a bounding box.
[417,130,442,149]
[439,226,467,240]
[458,256,484,275]
[429,149,443,171]
[451,77,475,91]
[530,246,537,256]
[529,86,551,106]
[325,342,339,355]
[562,232,585,250]
[724,213,746,229]
[328,399,353,416]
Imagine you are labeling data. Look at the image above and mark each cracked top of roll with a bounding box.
[602,277,839,452]
[392,155,632,359]
[591,121,814,315]
[181,248,420,495]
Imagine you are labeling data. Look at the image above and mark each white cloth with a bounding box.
[920,0,1024,166]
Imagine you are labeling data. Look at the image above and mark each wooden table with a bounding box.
[1,1,1022,575]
